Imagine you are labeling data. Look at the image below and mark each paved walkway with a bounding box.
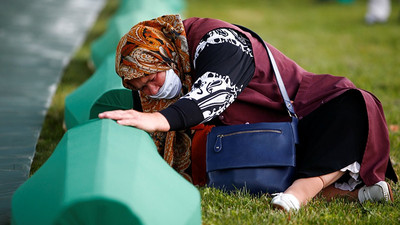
[0,0,105,223]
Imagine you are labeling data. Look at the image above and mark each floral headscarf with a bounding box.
[115,15,193,182]
[116,14,191,85]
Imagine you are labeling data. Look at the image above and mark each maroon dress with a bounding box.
[182,17,397,186]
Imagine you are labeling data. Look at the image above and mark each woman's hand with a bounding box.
[98,110,170,133]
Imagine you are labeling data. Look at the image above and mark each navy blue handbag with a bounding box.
[206,26,299,194]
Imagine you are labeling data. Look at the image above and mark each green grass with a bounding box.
[32,0,400,224]
[199,187,400,224]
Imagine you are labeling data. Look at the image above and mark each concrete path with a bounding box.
[0,0,105,223]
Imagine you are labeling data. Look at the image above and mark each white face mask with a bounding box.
[150,69,182,99]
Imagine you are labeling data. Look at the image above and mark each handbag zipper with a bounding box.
[217,129,282,138]
[214,129,282,152]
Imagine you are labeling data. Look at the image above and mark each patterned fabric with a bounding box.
[115,14,191,82]
[182,72,243,123]
[115,15,193,181]
[194,28,253,69]
[185,28,253,123]
[163,28,254,128]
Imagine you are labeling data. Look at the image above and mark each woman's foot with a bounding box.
[358,181,394,203]
[271,193,300,212]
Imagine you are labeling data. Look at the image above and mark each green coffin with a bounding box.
[12,119,201,225]
[64,54,133,130]
[116,0,185,16]
[89,89,134,121]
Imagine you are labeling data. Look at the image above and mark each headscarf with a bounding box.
[115,15,193,182]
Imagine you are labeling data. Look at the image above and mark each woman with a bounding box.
[99,15,397,211]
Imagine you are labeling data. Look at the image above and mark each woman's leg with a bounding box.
[321,182,394,203]
[320,185,358,201]
[285,171,345,206]
[272,171,393,211]
[271,171,344,211]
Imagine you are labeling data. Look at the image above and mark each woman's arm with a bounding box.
[99,28,254,132]
[160,28,255,130]
[98,110,170,132]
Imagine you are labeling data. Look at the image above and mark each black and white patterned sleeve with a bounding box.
[160,28,255,130]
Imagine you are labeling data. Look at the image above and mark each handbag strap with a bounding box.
[235,25,297,118]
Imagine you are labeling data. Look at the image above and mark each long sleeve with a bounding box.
[160,28,255,130]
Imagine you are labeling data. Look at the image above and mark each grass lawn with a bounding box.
[31,0,400,224]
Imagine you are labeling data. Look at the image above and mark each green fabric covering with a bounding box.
[12,119,201,225]
[117,0,185,15]
[89,88,133,120]
[64,54,132,129]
